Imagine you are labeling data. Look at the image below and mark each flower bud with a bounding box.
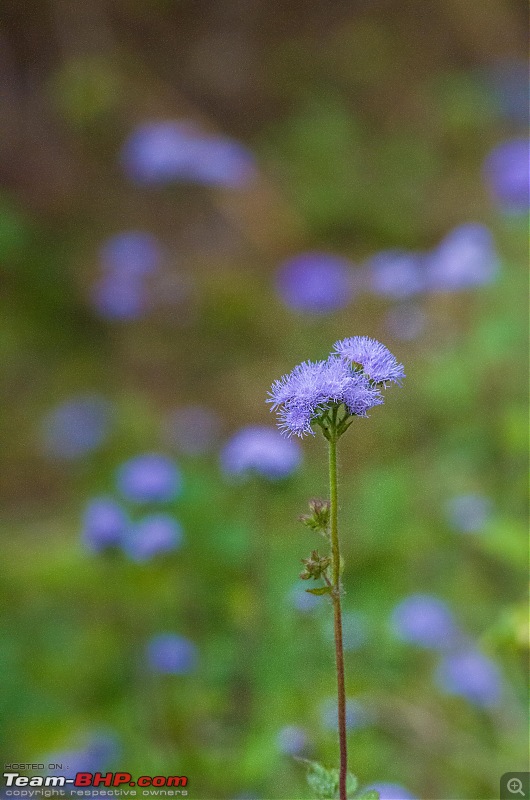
[299,499,330,532]
[300,549,331,580]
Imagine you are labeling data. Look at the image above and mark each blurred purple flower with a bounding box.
[99,231,162,277]
[364,783,417,800]
[276,725,308,756]
[164,405,222,455]
[426,223,500,290]
[483,61,530,124]
[44,732,120,779]
[40,395,113,460]
[121,120,256,188]
[147,633,197,674]
[91,274,149,320]
[484,138,530,213]
[276,252,355,314]
[320,697,371,732]
[333,337,405,385]
[445,494,492,533]
[220,425,302,480]
[82,497,128,552]
[289,584,321,612]
[435,649,502,708]
[117,454,182,503]
[368,250,425,299]
[124,513,183,562]
[390,594,459,650]
[384,304,426,341]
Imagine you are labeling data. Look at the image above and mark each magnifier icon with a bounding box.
[508,778,525,796]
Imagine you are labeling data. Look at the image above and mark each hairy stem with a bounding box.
[329,428,348,800]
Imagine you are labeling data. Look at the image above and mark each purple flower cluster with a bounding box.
[484,137,529,213]
[275,223,501,329]
[124,513,183,562]
[100,231,162,277]
[147,633,197,675]
[426,223,499,291]
[117,454,182,503]
[269,338,404,438]
[390,594,459,650]
[92,230,162,321]
[368,250,425,299]
[361,223,500,317]
[81,453,184,562]
[389,594,503,709]
[276,725,308,756]
[333,337,405,385]
[434,649,502,708]
[121,120,256,188]
[82,497,128,552]
[221,425,301,480]
[275,252,355,314]
[40,395,113,460]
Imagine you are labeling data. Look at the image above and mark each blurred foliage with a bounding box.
[0,1,528,799]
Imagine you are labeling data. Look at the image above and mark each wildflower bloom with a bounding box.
[147,633,197,674]
[390,594,459,650]
[333,337,405,386]
[82,497,129,552]
[220,425,301,480]
[483,137,530,212]
[121,120,256,188]
[268,355,385,438]
[426,223,499,291]
[117,454,182,503]
[275,252,355,314]
[40,395,113,460]
[124,514,183,562]
[445,494,492,533]
[434,649,502,708]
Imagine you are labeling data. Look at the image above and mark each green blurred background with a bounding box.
[0,1,528,799]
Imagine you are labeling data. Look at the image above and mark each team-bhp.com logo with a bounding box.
[3,772,188,797]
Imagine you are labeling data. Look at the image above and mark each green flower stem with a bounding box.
[328,426,348,800]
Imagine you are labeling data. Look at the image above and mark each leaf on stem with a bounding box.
[303,760,339,799]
